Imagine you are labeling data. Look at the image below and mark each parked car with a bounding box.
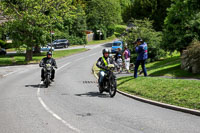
[49,39,69,49]
[0,48,6,55]
[40,46,55,52]
[111,41,123,53]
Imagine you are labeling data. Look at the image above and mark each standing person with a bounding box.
[134,38,148,78]
[123,45,131,73]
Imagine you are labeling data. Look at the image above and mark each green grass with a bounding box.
[135,53,200,79]
[7,48,26,52]
[87,35,116,45]
[0,48,87,66]
[118,76,200,110]
[117,52,200,110]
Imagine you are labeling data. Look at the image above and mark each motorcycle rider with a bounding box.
[96,48,116,89]
[39,52,57,81]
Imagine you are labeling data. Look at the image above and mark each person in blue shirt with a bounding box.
[134,38,148,78]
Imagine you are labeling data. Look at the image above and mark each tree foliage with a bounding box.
[128,0,171,31]
[0,0,75,61]
[86,0,122,39]
[163,0,200,54]
[122,19,165,62]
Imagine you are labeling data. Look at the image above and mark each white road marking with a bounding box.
[88,53,97,57]
[75,57,84,62]
[37,62,81,132]
[57,62,71,71]
[3,71,20,77]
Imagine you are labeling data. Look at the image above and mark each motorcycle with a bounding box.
[43,63,52,88]
[99,64,117,97]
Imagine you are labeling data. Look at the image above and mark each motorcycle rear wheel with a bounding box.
[99,86,103,94]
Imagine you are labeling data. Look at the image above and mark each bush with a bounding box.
[181,40,200,73]
[107,25,115,37]
[67,36,86,45]
[122,19,166,62]
[114,25,126,37]
[0,40,6,47]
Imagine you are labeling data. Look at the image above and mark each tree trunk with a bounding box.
[25,49,33,62]
[33,44,41,54]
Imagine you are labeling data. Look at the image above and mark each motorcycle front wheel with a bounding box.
[109,78,117,97]
[45,75,50,88]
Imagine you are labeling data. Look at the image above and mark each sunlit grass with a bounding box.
[118,76,200,110]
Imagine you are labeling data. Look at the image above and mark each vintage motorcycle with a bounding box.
[99,64,117,97]
[43,63,52,88]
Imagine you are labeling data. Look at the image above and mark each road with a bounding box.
[0,43,200,133]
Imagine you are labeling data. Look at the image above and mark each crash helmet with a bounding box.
[102,48,109,55]
[47,52,52,57]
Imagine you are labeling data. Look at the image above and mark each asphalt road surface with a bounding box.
[0,43,200,133]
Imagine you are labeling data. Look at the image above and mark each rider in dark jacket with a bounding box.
[39,52,57,81]
[96,49,116,88]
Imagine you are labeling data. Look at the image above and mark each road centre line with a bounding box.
[57,62,71,71]
[3,71,20,77]
[37,62,80,132]
[74,57,84,62]
[74,53,97,62]
[88,53,97,57]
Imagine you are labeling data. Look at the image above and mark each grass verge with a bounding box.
[118,52,200,110]
[117,76,200,110]
[87,35,116,45]
[0,48,87,66]
[136,54,200,79]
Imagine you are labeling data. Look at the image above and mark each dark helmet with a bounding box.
[47,52,52,56]
[133,38,143,44]
[102,48,109,55]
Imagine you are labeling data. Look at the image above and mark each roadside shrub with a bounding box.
[0,40,5,47]
[185,40,200,61]
[181,40,200,73]
[122,19,166,62]
[67,36,86,45]
[107,25,115,37]
[114,25,126,37]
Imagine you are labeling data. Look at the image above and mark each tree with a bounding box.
[129,0,171,31]
[163,0,200,54]
[0,0,74,61]
[55,3,87,45]
[122,19,165,62]
[86,0,122,39]
[119,0,132,22]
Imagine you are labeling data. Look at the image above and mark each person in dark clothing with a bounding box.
[134,38,148,78]
[114,48,123,62]
[39,52,57,81]
[96,48,116,88]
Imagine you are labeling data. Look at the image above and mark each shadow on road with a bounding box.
[25,84,40,88]
[75,91,110,98]
[25,84,48,88]
[103,43,112,48]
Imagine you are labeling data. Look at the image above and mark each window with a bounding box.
[113,43,121,46]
